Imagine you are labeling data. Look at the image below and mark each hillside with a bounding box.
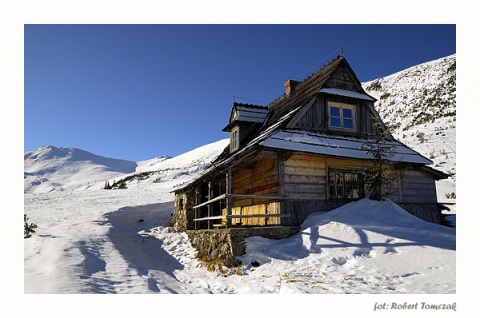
[363,54,456,201]
[24,140,229,193]
[24,146,137,193]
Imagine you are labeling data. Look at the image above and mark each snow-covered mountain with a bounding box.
[363,54,456,200]
[24,146,138,193]
[24,140,229,193]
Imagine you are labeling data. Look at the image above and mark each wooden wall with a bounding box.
[283,154,327,200]
[223,202,282,226]
[232,155,279,207]
[291,95,377,136]
[175,150,442,231]
[400,169,438,203]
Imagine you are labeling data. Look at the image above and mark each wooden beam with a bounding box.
[194,187,199,230]
[192,193,284,210]
[192,193,227,209]
[194,215,226,222]
[229,194,284,200]
[228,213,291,219]
[208,181,212,229]
[194,214,291,222]
[226,167,232,227]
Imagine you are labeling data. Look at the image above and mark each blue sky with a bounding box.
[24,24,456,161]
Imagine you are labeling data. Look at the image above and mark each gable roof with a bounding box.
[263,55,374,131]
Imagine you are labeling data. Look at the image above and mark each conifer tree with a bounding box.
[363,114,396,201]
[104,180,111,189]
[24,214,37,239]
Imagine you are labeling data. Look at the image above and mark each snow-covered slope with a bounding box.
[24,146,137,193]
[118,138,230,191]
[24,140,230,194]
[24,193,456,294]
[363,54,456,202]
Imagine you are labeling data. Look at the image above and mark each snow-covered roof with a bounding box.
[260,129,432,164]
[235,105,269,123]
[319,88,376,101]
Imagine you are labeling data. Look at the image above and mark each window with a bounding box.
[231,127,240,152]
[328,102,356,130]
[328,170,364,200]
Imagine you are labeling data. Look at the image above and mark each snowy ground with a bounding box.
[19,184,461,315]
[25,187,456,295]
[19,143,463,315]
[21,182,458,313]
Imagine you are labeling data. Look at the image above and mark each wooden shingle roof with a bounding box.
[263,55,364,131]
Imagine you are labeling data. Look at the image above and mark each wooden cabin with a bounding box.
[173,55,448,233]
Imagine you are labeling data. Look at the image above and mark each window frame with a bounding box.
[328,101,356,131]
[328,169,365,200]
[230,126,240,152]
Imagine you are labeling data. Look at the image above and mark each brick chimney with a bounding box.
[284,79,300,96]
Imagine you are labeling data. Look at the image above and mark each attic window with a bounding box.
[328,102,356,131]
[230,127,240,152]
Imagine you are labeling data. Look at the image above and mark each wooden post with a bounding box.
[226,167,232,227]
[398,172,403,202]
[207,181,212,229]
[194,187,199,230]
[264,203,268,226]
[278,151,285,197]
[326,166,330,200]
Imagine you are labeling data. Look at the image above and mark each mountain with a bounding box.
[24,146,138,193]
[363,54,456,200]
[108,139,230,191]
[24,140,229,193]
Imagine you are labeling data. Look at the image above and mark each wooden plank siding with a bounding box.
[232,156,279,207]
[400,170,438,203]
[283,154,327,200]
[291,94,377,137]
[284,154,369,201]
[222,202,282,226]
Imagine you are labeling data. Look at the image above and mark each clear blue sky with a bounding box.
[24,24,456,161]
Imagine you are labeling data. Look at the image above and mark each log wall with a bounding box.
[232,155,279,207]
[175,151,442,231]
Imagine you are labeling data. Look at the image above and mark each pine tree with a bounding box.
[24,214,37,239]
[363,114,396,201]
[104,180,111,189]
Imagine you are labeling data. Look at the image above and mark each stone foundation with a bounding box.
[186,226,299,267]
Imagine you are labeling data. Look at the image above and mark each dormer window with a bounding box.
[230,127,240,152]
[328,102,356,131]
[224,103,269,153]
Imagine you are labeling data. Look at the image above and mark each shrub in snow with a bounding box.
[24,214,37,239]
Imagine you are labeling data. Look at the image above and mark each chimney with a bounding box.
[284,79,300,96]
